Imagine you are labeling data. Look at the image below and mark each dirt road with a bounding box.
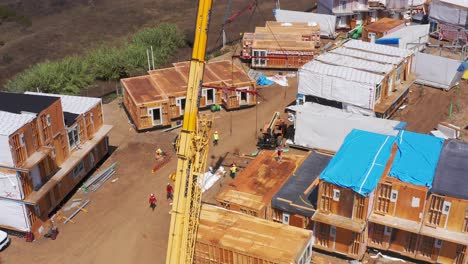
[0,75,298,264]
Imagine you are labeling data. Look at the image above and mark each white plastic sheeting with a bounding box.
[330,47,403,65]
[298,61,383,109]
[412,52,462,90]
[275,9,336,37]
[379,24,430,51]
[316,53,394,74]
[0,199,30,231]
[429,0,468,27]
[0,111,35,136]
[343,40,414,58]
[289,103,402,152]
[0,171,22,200]
[0,135,14,167]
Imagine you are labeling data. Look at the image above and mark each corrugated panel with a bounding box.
[344,39,413,58]
[330,47,403,65]
[25,92,101,115]
[0,111,35,136]
[302,60,385,85]
[316,52,394,74]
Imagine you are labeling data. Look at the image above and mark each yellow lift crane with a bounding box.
[166,0,213,263]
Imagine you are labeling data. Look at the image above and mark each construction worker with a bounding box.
[149,193,157,211]
[213,131,219,146]
[155,148,164,159]
[166,183,174,201]
[277,146,283,162]
[230,163,237,179]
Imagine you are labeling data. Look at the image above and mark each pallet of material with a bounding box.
[195,204,314,264]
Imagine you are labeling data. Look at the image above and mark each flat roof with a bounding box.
[25,92,101,115]
[216,150,304,208]
[316,52,394,74]
[330,47,404,65]
[252,39,317,51]
[266,21,321,31]
[365,18,405,33]
[272,151,332,217]
[431,140,468,200]
[343,39,413,58]
[0,92,59,115]
[302,60,385,85]
[122,60,253,105]
[197,204,312,263]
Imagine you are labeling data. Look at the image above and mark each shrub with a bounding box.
[6,57,93,94]
[2,54,13,64]
[6,23,185,94]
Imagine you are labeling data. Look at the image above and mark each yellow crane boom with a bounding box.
[166,0,213,263]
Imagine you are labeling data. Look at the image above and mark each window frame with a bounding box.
[67,124,80,151]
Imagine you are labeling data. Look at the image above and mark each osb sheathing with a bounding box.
[196,204,312,263]
[216,150,305,215]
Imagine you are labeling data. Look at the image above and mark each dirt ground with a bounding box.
[0,69,299,264]
[0,0,313,89]
[394,79,468,138]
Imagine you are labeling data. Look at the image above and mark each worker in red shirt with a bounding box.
[149,193,157,211]
[166,183,174,201]
[277,146,283,162]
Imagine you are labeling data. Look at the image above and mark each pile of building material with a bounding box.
[83,162,118,192]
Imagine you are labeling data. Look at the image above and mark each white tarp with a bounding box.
[429,0,468,27]
[0,199,30,231]
[0,171,22,200]
[412,52,462,90]
[289,103,403,152]
[379,24,430,51]
[298,61,383,110]
[0,135,14,167]
[275,9,336,37]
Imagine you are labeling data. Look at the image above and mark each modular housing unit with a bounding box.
[241,21,320,69]
[362,17,405,42]
[0,92,111,233]
[121,60,256,131]
[298,39,415,118]
[312,130,396,260]
[216,150,304,220]
[271,151,332,229]
[416,140,468,264]
[195,204,314,264]
[367,131,445,262]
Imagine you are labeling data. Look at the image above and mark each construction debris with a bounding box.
[83,162,118,192]
[64,199,90,224]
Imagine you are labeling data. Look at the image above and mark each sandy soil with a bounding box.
[394,80,468,136]
[0,70,298,264]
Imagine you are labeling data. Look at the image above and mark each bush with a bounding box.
[6,57,93,94]
[6,23,185,94]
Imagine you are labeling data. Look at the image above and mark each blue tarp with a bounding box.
[256,74,274,86]
[457,61,468,72]
[319,129,396,196]
[389,131,444,188]
[375,38,400,45]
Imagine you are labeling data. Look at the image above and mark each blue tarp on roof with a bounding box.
[319,129,396,196]
[389,131,444,188]
[376,38,400,45]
